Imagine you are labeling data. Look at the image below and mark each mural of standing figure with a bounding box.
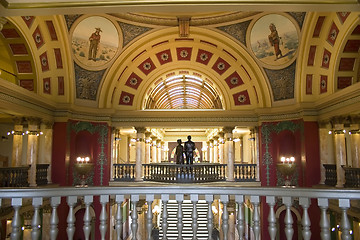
[268,23,283,60]
[88,27,101,61]
[184,135,195,165]
[175,139,184,164]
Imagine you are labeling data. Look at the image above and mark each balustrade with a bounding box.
[234,164,257,182]
[0,186,359,240]
[113,164,136,181]
[36,164,49,186]
[0,166,29,187]
[143,163,227,183]
[343,166,360,188]
[323,164,337,186]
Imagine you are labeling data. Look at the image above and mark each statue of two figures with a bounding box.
[175,135,195,165]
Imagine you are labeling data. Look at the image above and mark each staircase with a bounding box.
[159,200,209,240]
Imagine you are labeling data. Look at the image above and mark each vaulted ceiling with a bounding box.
[0,2,359,125]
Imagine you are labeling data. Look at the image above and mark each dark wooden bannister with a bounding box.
[0,164,49,187]
[113,163,257,183]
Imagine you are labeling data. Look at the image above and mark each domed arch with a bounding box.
[99,26,271,111]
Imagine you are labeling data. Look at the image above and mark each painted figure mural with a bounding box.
[88,27,102,61]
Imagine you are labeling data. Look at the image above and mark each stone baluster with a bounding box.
[146,194,154,240]
[251,196,260,240]
[300,197,311,240]
[266,196,276,240]
[66,196,77,240]
[318,198,330,240]
[283,197,294,240]
[50,197,61,240]
[11,198,22,240]
[221,195,229,240]
[339,199,351,240]
[161,194,169,240]
[191,194,198,239]
[235,195,245,240]
[115,195,124,240]
[99,195,109,240]
[31,197,43,240]
[205,195,213,240]
[176,194,184,240]
[131,195,139,240]
[83,195,93,240]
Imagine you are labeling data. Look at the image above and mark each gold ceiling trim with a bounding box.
[1,0,359,10]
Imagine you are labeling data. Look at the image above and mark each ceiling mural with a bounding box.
[249,13,299,68]
[0,10,359,119]
[71,15,120,68]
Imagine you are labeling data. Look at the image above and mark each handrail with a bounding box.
[0,185,359,239]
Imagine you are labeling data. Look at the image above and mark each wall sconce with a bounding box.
[75,156,93,187]
[152,204,161,228]
[277,156,296,187]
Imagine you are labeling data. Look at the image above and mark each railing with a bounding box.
[343,166,360,188]
[323,164,337,186]
[36,164,49,186]
[143,163,226,183]
[0,185,359,240]
[113,163,136,181]
[234,163,257,182]
[0,166,29,187]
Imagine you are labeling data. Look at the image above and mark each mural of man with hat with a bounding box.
[88,27,102,61]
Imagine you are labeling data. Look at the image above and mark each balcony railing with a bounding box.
[234,163,257,182]
[113,163,256,183]
[0,185,359,240]
[343,166,360,188]
[0,164,50,187]
[0,166,29,187]
[323,164,337,186]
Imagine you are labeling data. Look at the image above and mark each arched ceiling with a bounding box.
[0,7,359,123]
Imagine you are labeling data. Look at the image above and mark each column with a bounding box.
[135,127,146,181]
[161,141,165,162]
[11,117,24,167]
[319,122,335,184]
[213,136,219,163]
[110,128,117,181]
[224,127,234,181]
[156,139,162,163]
[350,119,360,168]
[344,125,352,167]
[333,119,347,187]
[209,140,214,163]
[39,121,53,184]
[26,117,41,187]
[252,127,260,181]
[145,132,151,164]
[219,132,224,164]
[151,137,157,163]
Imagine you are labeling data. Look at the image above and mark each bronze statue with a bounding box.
[175,139,184,164]
[184,135,195,164]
